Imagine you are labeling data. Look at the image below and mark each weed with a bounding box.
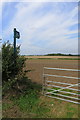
[66,112,74,118]
[15,90,39,112]
[65,103,78,118]
[62,89,73,92]
[2,102,14,110]
[11,90,51,118]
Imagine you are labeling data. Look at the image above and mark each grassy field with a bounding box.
[2,56,79,118]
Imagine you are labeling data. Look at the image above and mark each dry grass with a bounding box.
[25,55,79,59]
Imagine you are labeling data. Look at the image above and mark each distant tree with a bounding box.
[69,54,72,56]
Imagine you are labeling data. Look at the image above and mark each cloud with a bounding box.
[1,0,79,2]
[2,2,78,55]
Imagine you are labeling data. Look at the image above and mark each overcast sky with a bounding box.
[2,1,79,55]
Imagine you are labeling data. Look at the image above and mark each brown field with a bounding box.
[26,56,79,85]
[26,57,79,104]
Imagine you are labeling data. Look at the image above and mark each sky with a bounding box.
[1,1,79,55]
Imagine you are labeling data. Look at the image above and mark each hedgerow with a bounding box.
[2,41,27,94]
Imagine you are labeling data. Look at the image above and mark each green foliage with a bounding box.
[2,41,26,81]
[2,41,27,94]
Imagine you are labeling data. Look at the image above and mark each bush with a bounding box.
[2,41,27,93]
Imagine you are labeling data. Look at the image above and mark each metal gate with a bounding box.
[42,67,80,104]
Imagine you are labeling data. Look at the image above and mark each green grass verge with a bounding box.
[12,90,50,118]
[3,78,79,118]
[3,89,78,118]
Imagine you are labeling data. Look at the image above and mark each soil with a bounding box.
[26,58,79,84]
[25,58,79,103]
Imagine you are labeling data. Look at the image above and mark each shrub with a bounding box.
[2,41,27,93]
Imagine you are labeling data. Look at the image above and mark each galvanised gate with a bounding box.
[42,67,80,104]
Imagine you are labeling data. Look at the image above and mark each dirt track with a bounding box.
[26,58,79,85]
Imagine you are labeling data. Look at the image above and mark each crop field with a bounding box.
[26,55,79,59]
[26,56,79,85]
